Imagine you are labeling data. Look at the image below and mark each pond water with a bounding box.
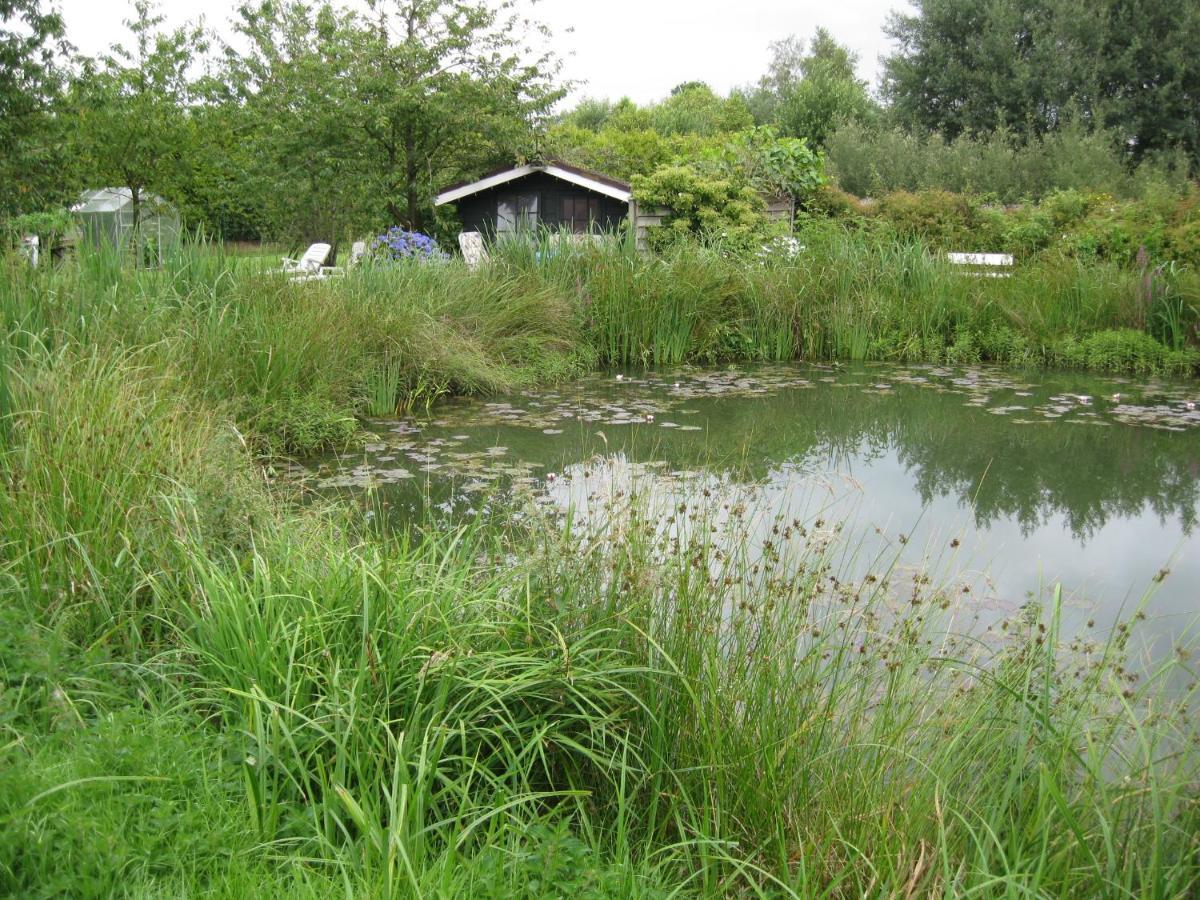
[297,363,1200,648]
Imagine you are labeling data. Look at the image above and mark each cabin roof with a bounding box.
[435,161,632,206]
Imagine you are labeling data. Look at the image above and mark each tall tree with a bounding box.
[743,28,876,147]
[70,1,203,244]
[883,0,1199,162]
[1096,0,1200,161]
[230,0,565,237]
[1,0,70,215]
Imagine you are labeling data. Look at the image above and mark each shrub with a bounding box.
[1052,328,1198,374]
[874,190,976,246]
[631,164,769,251]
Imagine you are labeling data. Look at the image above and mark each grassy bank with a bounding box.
[3,234,1196,456]
[2,240,1199,896]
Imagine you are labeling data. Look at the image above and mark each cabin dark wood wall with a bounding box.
[451,172,628,236]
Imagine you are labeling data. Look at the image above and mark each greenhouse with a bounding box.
[72,187,181,264]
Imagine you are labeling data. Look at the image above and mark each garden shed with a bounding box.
[434,162,668,249]
[72,188,181,264]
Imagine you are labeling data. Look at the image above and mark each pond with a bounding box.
[297,363,1200,650]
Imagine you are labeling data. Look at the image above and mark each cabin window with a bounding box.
[497,192,539,233]
[561,196,600,233]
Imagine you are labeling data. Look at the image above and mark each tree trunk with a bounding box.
[404,123,419,230]
[130,185,142,268]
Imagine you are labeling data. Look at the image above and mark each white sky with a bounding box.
[56,0,911,103]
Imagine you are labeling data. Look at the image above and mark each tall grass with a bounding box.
[2,235,1198,894]
[3,234,1196,458]
[6,459,1195,894]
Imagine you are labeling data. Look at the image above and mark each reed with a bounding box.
[1,235,1198,895]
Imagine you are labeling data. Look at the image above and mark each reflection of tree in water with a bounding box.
[899,411,1198,538]
[659,380,1199,540]
[355,367,1198,542]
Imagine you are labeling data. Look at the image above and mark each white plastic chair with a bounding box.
[458,232,487,269]
[20,234,40,267]
[316,241,368,278]
[278,243,332,277]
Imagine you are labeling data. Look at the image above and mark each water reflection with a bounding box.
[299,363,1200,634]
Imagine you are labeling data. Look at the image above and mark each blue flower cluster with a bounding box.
[373,227,448,262]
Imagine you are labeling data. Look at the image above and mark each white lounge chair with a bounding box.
[278,242,331,277]
[314,240,368,278]
[458,231,487,269]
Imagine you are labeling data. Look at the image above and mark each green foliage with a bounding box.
[1053,328,1199,374]
[884,0,1200,165]
[1,206,72,247]
[826,119,1192,203]
[68,0,203,252]
[740,28,878,148]
[226,0,565,239]
[631,165,768,250]
[0,0,70,216]
[713,125,826,199]
[647,81,753,136]
[1,237,1199,896]
[873,190,977,246]
[544,123,704,181]
[0,347,262,646]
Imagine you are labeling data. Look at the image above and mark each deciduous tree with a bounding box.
[229,0,565,237]
[70,1,203,247]
[1,0,70,215]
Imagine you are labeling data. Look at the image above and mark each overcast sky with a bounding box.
[54,0,911,103]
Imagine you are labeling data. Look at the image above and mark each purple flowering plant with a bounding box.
[373,227,448,262]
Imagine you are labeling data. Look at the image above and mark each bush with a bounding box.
[631,164,769,251]
[1052,328,1199,374]
[826,120,1190,202]
[874,190,976,246]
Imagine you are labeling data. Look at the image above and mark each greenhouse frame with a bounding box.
[72,188,181,265]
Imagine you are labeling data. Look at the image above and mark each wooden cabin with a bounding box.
[434,162,667,248]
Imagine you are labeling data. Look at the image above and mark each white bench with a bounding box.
[947,252,1013,277]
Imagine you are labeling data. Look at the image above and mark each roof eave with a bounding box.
[435,164,631,206]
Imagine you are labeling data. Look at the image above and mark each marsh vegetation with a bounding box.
[2,242,1199,896]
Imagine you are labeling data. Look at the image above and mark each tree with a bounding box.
[883,0,1200,163]
[229,0,565,237]
[1,0,70,215]
[1096,0,1200,161]
[559,96,613,132]
[70,1,202,249]
[648,82,753,136]
[884,0,1095,140]
[744,28,876,148]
